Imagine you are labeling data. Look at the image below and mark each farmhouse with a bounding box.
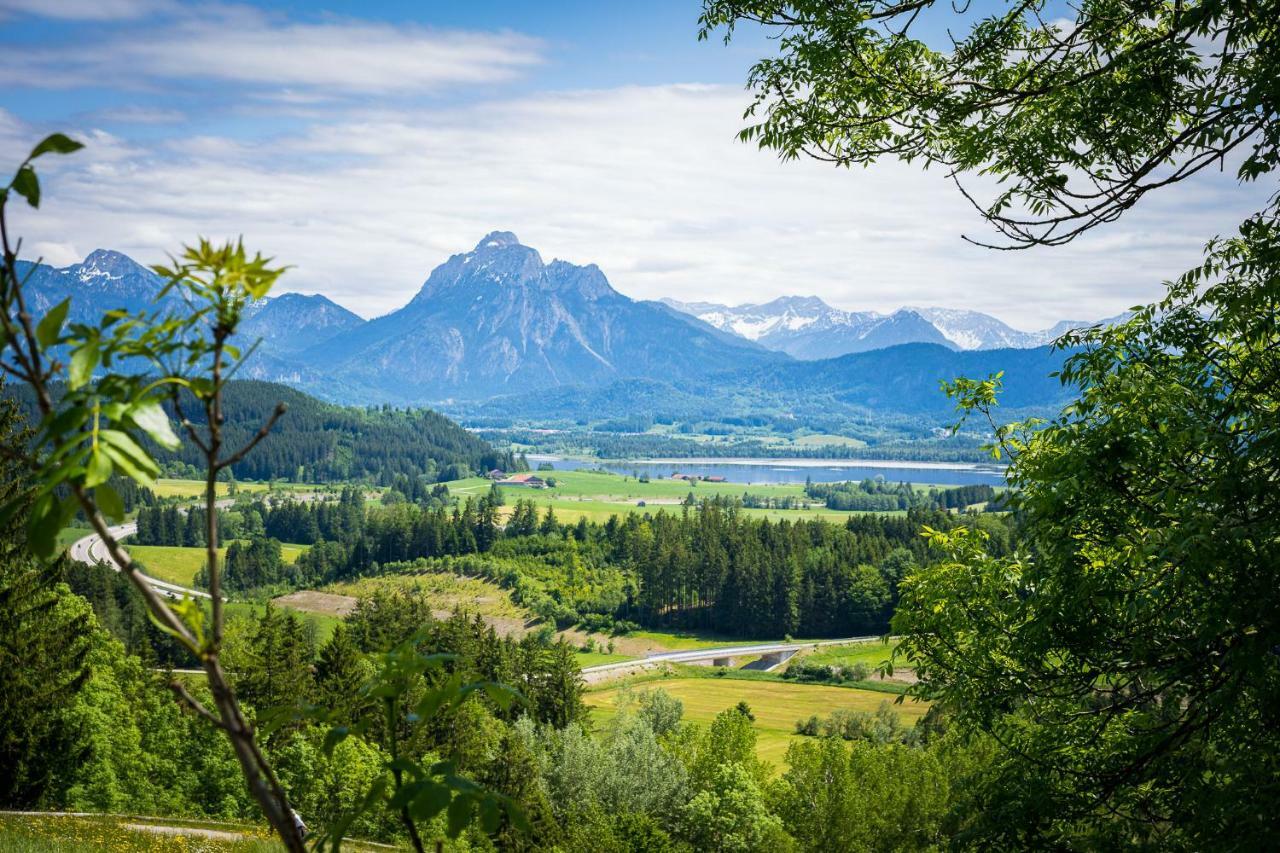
[499,473,548,488]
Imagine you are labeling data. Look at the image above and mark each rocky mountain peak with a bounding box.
[74,249,153,282]
[473,231,521,251]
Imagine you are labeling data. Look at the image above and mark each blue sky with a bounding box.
[0,0,1268,327]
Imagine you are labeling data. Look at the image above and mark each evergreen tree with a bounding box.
[314,623,368,725]
[0,387,93,806]
[236,606,315,736]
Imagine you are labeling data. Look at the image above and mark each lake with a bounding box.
[529,455,1006,487]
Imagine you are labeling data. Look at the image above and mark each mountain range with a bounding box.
[15,235,1087,427]
[661,296,1113,359]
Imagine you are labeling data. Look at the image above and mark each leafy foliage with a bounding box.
[699,0,1280,247]
[894,210,1280,846]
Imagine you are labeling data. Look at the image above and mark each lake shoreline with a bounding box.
[528,453,1005,473]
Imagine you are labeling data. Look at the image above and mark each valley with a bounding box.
[63,475,925,773]
[2,0,1271,846]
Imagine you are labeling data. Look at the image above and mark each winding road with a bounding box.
[69,521,215,600]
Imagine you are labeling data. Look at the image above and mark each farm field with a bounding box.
[586,676,930,766]
[127,542,309,589]
[445,469,938,523]
[150,478,335,500]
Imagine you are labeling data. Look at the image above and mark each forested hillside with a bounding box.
[3,379,516,484]
[164,381,516,483]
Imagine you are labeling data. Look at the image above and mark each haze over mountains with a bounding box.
[16,234,1091,422]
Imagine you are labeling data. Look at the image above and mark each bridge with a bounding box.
[580,636,884,680]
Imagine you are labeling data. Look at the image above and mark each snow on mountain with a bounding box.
[663,297,1120,359]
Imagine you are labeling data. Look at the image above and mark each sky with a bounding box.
[0,0,1270,329]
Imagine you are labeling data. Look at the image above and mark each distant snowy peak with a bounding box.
[906,307,1047,350]
[663,298,1121,359]
[661,295,869,343]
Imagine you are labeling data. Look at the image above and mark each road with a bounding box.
[68,496,238,600]
[69,521,216,600]
[580,635,886,679]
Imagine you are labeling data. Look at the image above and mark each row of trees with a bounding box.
[802,479,1000,513]
[244,489,1008,638]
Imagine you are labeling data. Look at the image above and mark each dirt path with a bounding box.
[120,822,248,841]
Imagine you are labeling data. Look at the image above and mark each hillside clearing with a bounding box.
[586,676,930,766]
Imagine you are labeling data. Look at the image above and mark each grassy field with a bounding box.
[224,600,343,646]
[57,526,93,550]
[614,628,870,652]
[323,572,525,621]
[586,676,930,767]
[792,638,902,672]
[128,542,309,589]
[786,433,870,449]
[575,651,636,667]
[0,813,282,851]
[0,813,401,852]
[129,544,221,588]
[150,478,332,500]
[445,469,925,523]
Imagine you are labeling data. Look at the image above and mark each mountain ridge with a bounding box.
[662,295,1114,358]
[15,239,1082,425]
[292,231,782,400]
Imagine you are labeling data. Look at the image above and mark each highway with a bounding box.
[580,635,886,678]
[69,521,215,600]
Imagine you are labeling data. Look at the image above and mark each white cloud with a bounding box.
[0,0,171,20]
[1,86,1269,329]
[93,105,186,124]
[0,8,545,93]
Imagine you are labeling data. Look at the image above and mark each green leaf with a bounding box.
[11,165,39,208]
[84,446,113,488]
[95,483,125,522]
[100,440,158,487]
[36,299,70,349]
[129,400,180,450]
[99,429,159,473]
[408,784,452,823]
[28,133,84,159]
[171,597,206,648]
[322,726,351,757]
[479,798,501,834]
[68,345,99,389]
[27,492,61,559]
[446,794,474,838]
